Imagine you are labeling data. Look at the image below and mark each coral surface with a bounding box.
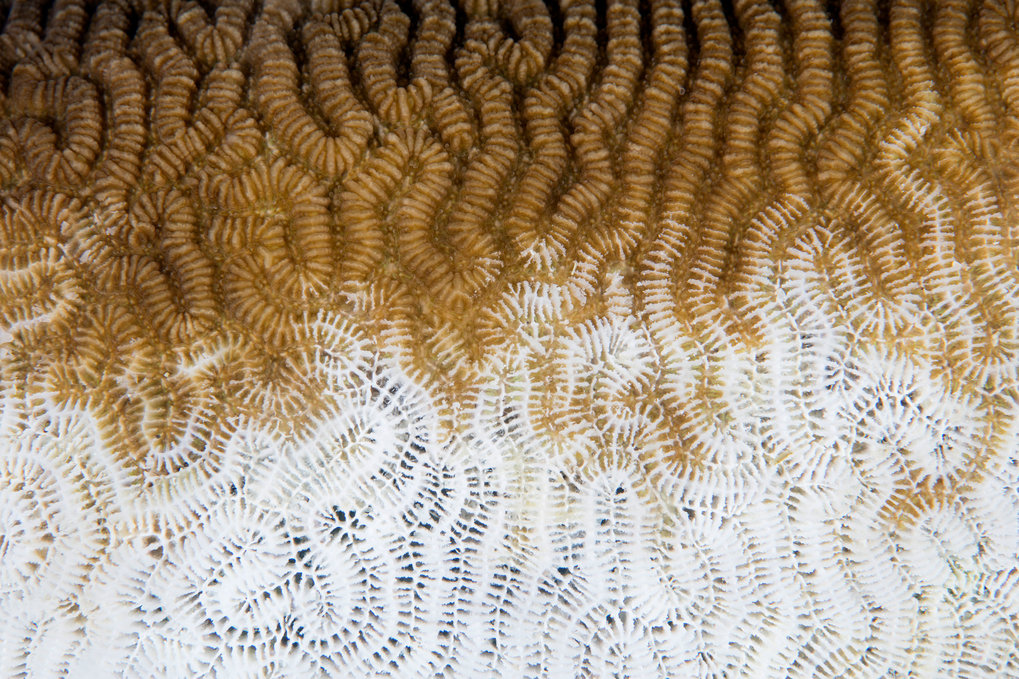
[1,0,1018,676]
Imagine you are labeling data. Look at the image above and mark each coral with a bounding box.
[1,0,1018,676]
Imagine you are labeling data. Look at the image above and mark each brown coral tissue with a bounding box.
[1,0,1018,676]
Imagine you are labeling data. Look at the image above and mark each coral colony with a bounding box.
[1,0,1018,676]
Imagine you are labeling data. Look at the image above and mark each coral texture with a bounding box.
[1,0,1018,675]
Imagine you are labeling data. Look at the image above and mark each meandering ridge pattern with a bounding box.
[0,0,1018,675]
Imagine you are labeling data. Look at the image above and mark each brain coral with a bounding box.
[1,0,1018,676]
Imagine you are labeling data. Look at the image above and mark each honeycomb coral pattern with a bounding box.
[1,0,1018,676]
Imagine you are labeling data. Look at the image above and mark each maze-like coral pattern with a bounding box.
[1,0,1018,676]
